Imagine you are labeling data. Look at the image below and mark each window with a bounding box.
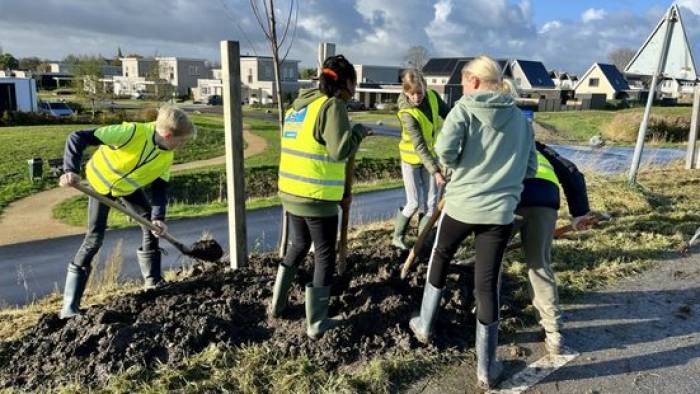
[170,73,174,80]
[432,79,437,84]
[248,75,253,84]
[589,78,599,87]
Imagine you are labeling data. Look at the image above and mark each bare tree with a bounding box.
[249,0,298,130]
[608,48,637,71]
[69,56,108,120]
[404,45,429,70]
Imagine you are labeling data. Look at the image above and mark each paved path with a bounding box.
[409,252,700,394]
[0,128,266,246]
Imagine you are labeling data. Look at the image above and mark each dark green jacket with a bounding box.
[397,90,450,174]
[280,88,368,217]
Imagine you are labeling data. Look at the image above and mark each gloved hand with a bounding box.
[151,220,168,237]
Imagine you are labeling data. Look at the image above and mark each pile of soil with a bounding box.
[0,228,524,390]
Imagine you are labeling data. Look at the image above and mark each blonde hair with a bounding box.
[156,105,195,138]
[461,55,515,94]
[401,68,427,94]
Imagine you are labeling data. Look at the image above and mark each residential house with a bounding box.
[574,63,631,100]
[509,59,558,100]
[658,78,698,100]
[353,64,403,108]
[114,56,208,97]
[0,77,38,113]
[240,56,299,104]
[549,70,578,90]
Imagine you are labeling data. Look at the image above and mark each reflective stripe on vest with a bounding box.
[86,122,174,196]
[397,89,440,165]
[278,96,347,201]
[535,152,561,187]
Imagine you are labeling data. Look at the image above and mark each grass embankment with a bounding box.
[3,166,699,392]
[535,106,692,146]
[53,115,403,228]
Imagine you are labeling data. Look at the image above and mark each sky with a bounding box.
[1,0,699,76]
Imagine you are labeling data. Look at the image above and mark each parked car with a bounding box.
[346,99,366,111]
[130,91,145,100]
[38,100,74,117]
[207,95,223,106]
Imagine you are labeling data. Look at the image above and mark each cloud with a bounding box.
[582,8,607,23]
[0,0,698,77]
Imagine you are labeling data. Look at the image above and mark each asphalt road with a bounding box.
[0,188,404,306]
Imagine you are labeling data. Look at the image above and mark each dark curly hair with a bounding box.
[319,54,357,98]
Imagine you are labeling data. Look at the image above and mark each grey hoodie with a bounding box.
[434,91,537,225]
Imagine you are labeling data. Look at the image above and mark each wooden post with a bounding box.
[686,85,700,169]
[221,40,248,269]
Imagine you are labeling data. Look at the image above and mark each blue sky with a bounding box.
[0,0,698,76]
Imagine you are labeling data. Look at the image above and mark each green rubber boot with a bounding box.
[137,248,164,291]
[476,320,504,390]
[59,263,90,319]
[391,209,411,250]
[305,284,341,340]
[269,264,298,318]
[409,281,443,344]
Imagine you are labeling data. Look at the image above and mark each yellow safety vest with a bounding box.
[278,96,347,201]
[535,152,560,187]
[397,89,440,165]
[86,122,174,196]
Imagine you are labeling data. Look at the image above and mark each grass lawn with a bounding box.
[534,106,693,145]
[3,165,699,392]
[349,111,401,127]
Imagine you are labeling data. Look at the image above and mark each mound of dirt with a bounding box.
[0,229,524,390]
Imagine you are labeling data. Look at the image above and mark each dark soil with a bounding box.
[0,229,526,390]
[186,238,224,262]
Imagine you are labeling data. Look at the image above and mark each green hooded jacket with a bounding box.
[434,91,538,225]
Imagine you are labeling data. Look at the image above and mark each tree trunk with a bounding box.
[266,0,285,132]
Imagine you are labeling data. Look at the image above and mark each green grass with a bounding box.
[534,106,693,145]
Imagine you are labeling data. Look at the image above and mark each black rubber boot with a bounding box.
[269,264,298,318]
[409,281,443,344]
[392,209,411,250]
[59,263,90,319]
[137,248,164,291]
[305,284,340,340]
[476,319,503,389]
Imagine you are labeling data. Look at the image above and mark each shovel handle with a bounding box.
[400,198,445,279]
[71,183,189,253]
[337,154,356,276]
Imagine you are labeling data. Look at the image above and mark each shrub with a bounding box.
[601,112,690,143]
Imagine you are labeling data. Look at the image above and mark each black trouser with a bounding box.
[282,213,338,288]
[73,189,158,269]
[427,213,512,324]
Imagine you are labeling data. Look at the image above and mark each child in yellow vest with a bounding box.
[58,105,195,318]
[392,69,450,249]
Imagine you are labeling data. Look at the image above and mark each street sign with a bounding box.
[626,5,698,184]
[625,4,697,80]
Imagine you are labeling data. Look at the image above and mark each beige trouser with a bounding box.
[513,206,562,333]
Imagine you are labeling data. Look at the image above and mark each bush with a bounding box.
[249,102,277,109]
[0,111,87,127]
[601,112,690,143]
[168,158,402,204]
[605,99,630,110]
[65,101,84,114]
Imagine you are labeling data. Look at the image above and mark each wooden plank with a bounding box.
[221,40,248,269]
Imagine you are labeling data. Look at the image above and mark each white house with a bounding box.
[240,56,299,104]
[574,63,631,100]
[0,77,38,113]
[658,78,698,99]
[353,64,403,108]
[115,56,209,97]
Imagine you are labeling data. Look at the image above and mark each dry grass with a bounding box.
[2,166,700,392]
[601,112,690,143]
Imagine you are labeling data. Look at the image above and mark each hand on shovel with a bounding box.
[151,220,168,238]
[59,172,81,188]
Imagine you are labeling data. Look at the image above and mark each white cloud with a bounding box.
[582,8,607,23]
[539,20,562,34]
[1,0,698,77]
[678,0,700,15]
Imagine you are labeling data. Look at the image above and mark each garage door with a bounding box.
[0,83,17,113]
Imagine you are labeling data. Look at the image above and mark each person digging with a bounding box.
[58,105,195,319]
[268,55,371,340]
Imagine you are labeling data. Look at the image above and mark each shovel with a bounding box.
[72,183,223,262]
[337,154,356,276]
[400,197,445,279]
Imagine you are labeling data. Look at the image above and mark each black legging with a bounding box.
[282,213,338,287]
[427,213,512,324]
